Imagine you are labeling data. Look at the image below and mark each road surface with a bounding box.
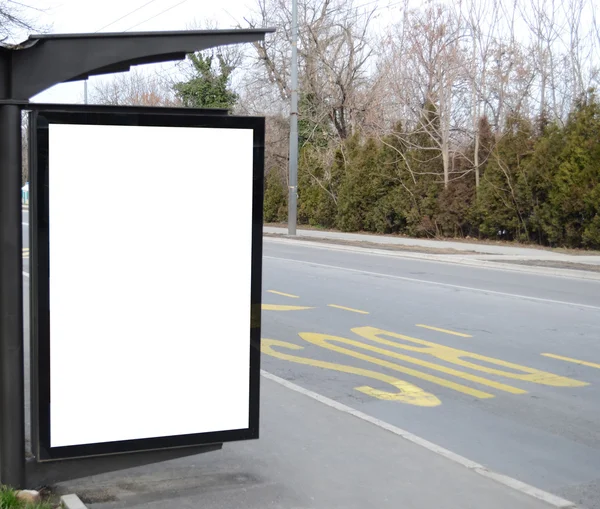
[261,238,600,509]
[20,210,600,507]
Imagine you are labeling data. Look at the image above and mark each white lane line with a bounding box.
[264,255,600,310]
[262,370,576,509]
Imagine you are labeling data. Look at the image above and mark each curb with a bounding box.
[262,370,577,509]
[263,227,595,258]
[61,494,87,509]
[264,236,600,282]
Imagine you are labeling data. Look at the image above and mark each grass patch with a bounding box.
[0,486,56,509]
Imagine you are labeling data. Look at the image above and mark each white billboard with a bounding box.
[31,111,263,460]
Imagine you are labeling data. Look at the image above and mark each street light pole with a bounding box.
[287,0,298,236]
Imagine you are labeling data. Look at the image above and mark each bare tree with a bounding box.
[243,0,377,141]
[232,0,598,224]
[89,68,180,106]
[0,0,47,42]
[562,0,587,99]
[243,0,291,103]
[459,0,500,187]
[519,0,566,122]
[380,5,470,187]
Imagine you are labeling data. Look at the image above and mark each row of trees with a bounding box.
[265,94,600,248]
[248,0,600,248]
[86,0,600,248]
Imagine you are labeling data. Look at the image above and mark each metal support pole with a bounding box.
[287,0,298,236]
[0,104,25,488]
[84,80,88,105]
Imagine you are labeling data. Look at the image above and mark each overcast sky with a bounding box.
[30,0,259,103]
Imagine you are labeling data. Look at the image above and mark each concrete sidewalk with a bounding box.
[54,374,571,509]
[264,226,600,265]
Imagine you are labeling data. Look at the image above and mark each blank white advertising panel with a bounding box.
[46,121,255,449]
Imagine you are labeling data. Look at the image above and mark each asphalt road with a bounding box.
[20,211,600,508]
[261,239,600,509]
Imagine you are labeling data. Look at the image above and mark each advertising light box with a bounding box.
[29,108,264,461]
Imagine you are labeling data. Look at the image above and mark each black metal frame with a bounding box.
[29,105,264,462]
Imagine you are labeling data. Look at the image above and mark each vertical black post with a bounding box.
[0,104,25,488]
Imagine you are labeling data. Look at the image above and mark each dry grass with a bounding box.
[0,486,58,509]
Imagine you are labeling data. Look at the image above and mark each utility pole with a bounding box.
[287,0,298,235]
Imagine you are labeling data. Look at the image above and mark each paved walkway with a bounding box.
[55,375,569,509]
[264,226,600,265]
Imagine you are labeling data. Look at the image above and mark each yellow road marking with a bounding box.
[268,290,299,299]
[262,338,440,407]
[299,332,494,399]
[328,304,369,315]
[262,304,313,311]
[352,326,587,388]
[416,324,472,338]
[301,331,525,395]
[542,353,600,369]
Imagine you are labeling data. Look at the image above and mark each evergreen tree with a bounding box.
[476,115,535,241]
[336,135,381,232]
[264,91,600,249]
[174,52,238,109]
[263,169,288,223]
[538,92,600,247]
[364,125,411,234]
[297,143,339,227]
